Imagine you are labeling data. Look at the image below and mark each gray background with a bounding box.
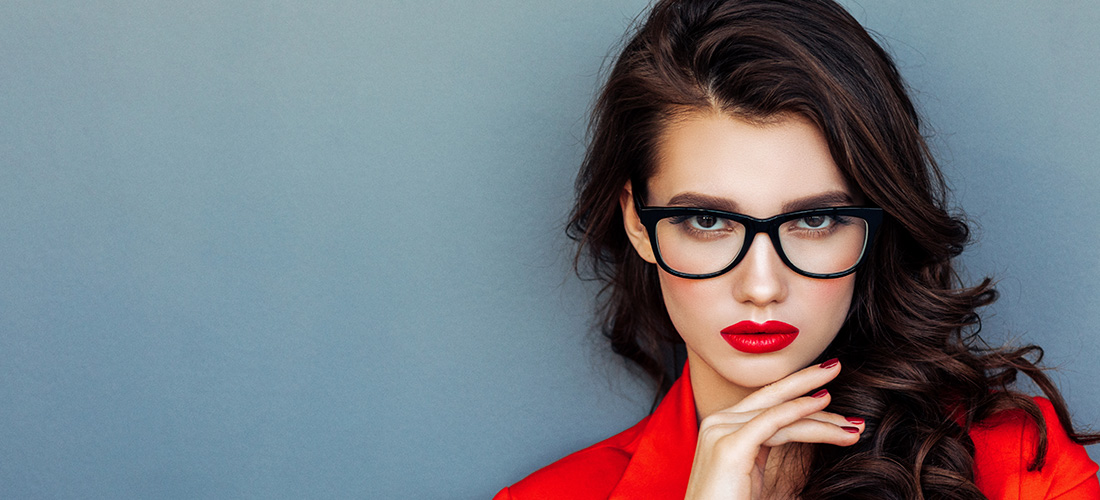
[1,1,1097,498]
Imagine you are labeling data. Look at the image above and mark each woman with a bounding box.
[496,0,1099,498]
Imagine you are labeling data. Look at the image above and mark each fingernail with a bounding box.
[812,389,828,398]
[819,358,839,369]
[842,426,860,433]
[846,417,865,425]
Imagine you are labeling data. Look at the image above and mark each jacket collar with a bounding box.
[609,362,698,499]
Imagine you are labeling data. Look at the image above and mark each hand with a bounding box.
[683,359,864,499]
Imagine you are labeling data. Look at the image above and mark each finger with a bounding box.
[760,417,864,448]
[702,409,866,442]
[734,358,842,412]
[805,411,866,430]
[708,413,865,440]
[701,398,866,458]
[706,407,859,428]
[712,392,834,459]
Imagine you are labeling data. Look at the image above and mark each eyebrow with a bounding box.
[664,191,856,214]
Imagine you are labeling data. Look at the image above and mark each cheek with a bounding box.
[659,274,721,310]
[800,276,858,329]
[813,276,856,308]
[656,274,725,334]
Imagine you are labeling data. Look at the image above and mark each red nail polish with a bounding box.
[812,389,828,398]
[846,417,865,425]
[819,358,839,369]
[842,426,860,433]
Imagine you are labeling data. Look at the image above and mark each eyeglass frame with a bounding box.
[633,193,884,280]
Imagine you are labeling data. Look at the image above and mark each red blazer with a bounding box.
[495,364,1099,499]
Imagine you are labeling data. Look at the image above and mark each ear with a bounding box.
[620,181,658,264]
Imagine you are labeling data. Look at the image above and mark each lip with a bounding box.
[721,320,799,354]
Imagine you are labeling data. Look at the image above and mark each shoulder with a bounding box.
[971,396,1099,499]
[493,416,649,500]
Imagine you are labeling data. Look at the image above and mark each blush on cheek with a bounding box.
[812,275,856,300]
[808,275,858,320]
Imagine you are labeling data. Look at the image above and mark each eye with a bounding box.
[690,215,723,230]
[797,215,832,229]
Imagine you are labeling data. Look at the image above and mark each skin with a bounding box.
[620,112,865,498]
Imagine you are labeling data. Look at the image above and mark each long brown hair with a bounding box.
[566,0,1097,497]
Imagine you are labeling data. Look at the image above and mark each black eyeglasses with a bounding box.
[634,194,883,279]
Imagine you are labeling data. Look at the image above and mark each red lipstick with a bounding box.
[721,320,799,354]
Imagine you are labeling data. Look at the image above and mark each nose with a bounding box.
[730,232,789,306]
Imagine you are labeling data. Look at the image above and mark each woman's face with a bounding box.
[622,112,858,401]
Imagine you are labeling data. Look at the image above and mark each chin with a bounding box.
[736,368,798,388]
[716,342,836,387]
[713,356,807,388]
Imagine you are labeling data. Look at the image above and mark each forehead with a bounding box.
[648,112,854,217]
